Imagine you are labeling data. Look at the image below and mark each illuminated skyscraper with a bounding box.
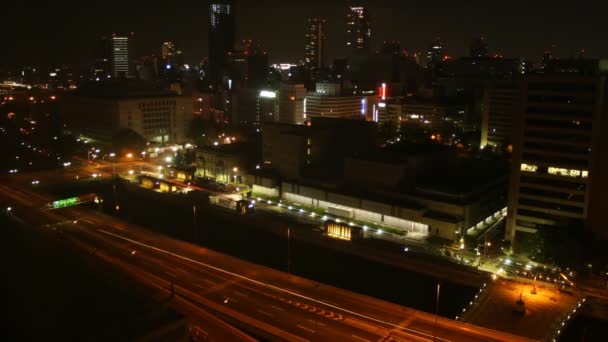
[162,41,175,61]
[209,0,236,85]
[305,18,326,69]
[346,4,371,54]
[111,34,130,78]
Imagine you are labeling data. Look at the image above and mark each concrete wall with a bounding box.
[344,157,405,188]
[252,184,279,197]
[280,181,479,240]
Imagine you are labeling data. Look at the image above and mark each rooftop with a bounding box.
[73,79,177,99]
[199,141,256,156]
[353,142,454,164]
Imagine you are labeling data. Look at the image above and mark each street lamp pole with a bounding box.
[434,282,441,342]
[193,204,198,243]
[109,153,116,177]
[287,226,291,274]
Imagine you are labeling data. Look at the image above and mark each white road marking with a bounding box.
[257,310,274,318]
[296,324,316,333]
[97,228,450,341]
[351,335,371,342]
[307,319,325,327]
[202,279,215,285]
[271,305,285,311]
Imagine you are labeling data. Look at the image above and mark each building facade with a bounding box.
[61,82,192,145]
[346,4,371,54]
[304,18,326,70]
[480,83,519,151]
[209,0,236,85]
[279,83,306,124]
[506,75,608,245]
[111,35,130,78]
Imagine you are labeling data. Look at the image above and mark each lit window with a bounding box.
[548,167,569,176]
[520,163,538,172]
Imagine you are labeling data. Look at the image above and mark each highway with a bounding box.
[0,170,537,342]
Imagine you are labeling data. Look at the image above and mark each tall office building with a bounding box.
[305,18,326,70]
[346,4,371,54]
[111,34,130,78]
[92,36,112,78]
[228,39,268,89]
[209,0,236,85]
[506,73,608,246]
[162,42,175,62]
[470,36,488,58]
[379,40,401,56]
[426,36,445,69]
[480,83,519,151]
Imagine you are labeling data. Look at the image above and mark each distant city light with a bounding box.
[260,90,277,98]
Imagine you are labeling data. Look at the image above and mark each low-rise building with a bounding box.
[61,80,192,145]
[281,157,507,241]
[195,142,258,183]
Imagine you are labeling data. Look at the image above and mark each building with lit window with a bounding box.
[162,41,175,62]
[506,74,608,245]
[196,142,257,183]
[469,36,488,58]
[209,0,235,85]
[111,34,130,78]
[346,4,371,54]
[227,40,268,89]
[61,80,192,145]
[279,83,306,124]
[304,18,326,70]
[426,36,445,71]
[304,83,376,121]
[257,89,279,123]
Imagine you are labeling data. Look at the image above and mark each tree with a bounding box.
[112,128,146,154]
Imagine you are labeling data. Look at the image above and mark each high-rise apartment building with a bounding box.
[305,18,326,69]
[209,0,236,85]
[346,4,371,54]
[506,74,608,245]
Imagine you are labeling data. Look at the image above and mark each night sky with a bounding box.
[2,0,607,69]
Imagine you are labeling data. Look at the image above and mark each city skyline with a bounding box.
[3,0,608,69]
